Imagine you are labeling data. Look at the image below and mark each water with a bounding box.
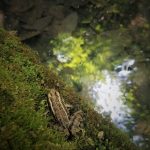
[88,60,135,129]
[89,70,133,130]
[87,59,149,147]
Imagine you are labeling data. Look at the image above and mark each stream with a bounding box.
[89,59,135,128]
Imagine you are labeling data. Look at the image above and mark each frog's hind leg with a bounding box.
[69,110,83,136]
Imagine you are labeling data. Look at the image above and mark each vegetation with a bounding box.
[0,29,138,149]
[0,0,150,149]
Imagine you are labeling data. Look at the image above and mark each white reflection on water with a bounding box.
[88,59,136,129]
[89,69,134,130]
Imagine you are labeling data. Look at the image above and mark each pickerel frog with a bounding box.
[47,89,83,136]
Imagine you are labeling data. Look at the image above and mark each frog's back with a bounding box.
[48,89,70,129]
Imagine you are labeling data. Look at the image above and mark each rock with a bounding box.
[17,0,48,24]
[19,30,41,41]
[61,12,78,33]
[9,0,34,13]
[22,16,53,31]
[5,16,20,30]
[2,0,79,50]
[62,0,89,8]
[48,5,65,20]
[52,12,78,35]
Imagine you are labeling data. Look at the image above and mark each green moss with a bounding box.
[0,29,138,150]
[0,29,76,150]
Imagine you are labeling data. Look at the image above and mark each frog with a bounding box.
[47,88,83,136]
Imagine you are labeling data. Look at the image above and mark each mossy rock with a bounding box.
[0,29,138,150]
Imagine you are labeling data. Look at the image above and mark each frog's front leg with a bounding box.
[69,110,83,136]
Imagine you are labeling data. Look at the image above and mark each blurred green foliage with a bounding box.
[49,26,134,88]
